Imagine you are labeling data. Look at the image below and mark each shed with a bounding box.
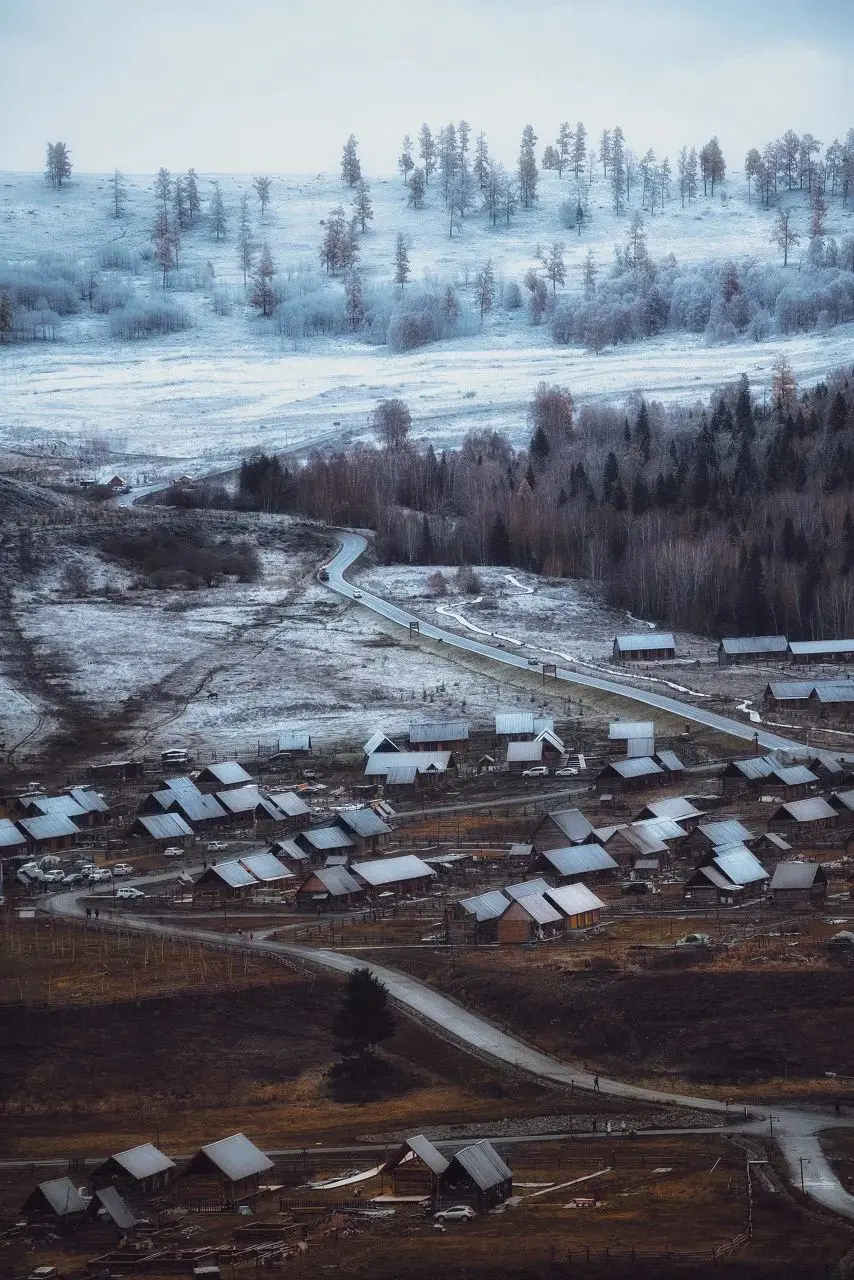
[216,786,282,822]
[334,807,392,851]
[353,853,436,897]
[85,1185,138,1231]
[770,861,828,907]
[295,865,364,911]
[654,750,686,776]
[749,831,793,858]
[596,757,664,790]
[22,1177,88,1220]
[544,882,605,929]
[266,791,311,826]
[195,859,259,897]
[277,730,312,755]
[536,844,619,883]
[91,1143,175,1195]
[809,684,854,717]
[789,639,854,664]
[409,720,470,749]
[440,1140,512,1212]
[183,1134,273,1203]
[453,890,511,943]
[718,636,788,665]
[764,681,815,710]
[613,633,676,662]
[683,819,754,854]
[497,893,563,943]
[531,807,595,848]
[131,812,193,843]
[196,761,254,792]
[719,756,775,793]
[380,1135,448,1203]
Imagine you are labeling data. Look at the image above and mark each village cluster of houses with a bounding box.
[0,786,111,857]
[613,632,854,666]
[21,1131,513,1228]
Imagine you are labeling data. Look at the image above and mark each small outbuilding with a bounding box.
[596,757,664,791]
[182,1133,273,1203]
[439,1140,512,1212]
[770,861,828,907]
[536,843,619,884]
[613,633,676,662]
[294,865,364,911]
[768,797,839,837]
[196,761,254,792]
[544,882,605,929]
[380,1135,448,1205]
[22,1177,88,1221]
[718,636,788,665]
[531,807,595,848]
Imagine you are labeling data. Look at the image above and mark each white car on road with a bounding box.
[162,846,184,857]
[522,766,549,778]
[111,863,134,876]
[116,886,146,900]
[434,1205,475,1222]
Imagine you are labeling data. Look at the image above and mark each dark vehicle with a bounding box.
[318,568,329,581]
[621,880,650,896]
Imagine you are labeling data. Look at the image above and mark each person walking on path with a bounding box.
[593,1075,600,1092]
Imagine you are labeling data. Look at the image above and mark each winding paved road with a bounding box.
[324,533,830,758]
[46,883,854,1222]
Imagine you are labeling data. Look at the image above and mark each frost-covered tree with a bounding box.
[699,136,726,195]
[798,133,821,192]
[640,148,656,210]
[185,169,201,224]
[0,290,12,342]
[542,144,560,172]
[810,188,828,238]
[408,167,426,208]
[398,134,414,184]
[320,205,356,274]
[625,212,648,270]
[553,122,571,178]
[541,242,566,293]
[172,174,188,230]
[210,182,227,240]
[418,123,436,185]
[475,260,495,322]
[582,248,597,298]
[685,146,699,203]
[344,271,366,330]
[45,141,72,188]
[518,125,538,207]
[237,193,256,286]
[457,120,471,175]
[524,269,549,325]
[474,131,490,189]
[393,232,410,285]
[572,123,587,179]
[744,147,763,204]
[250,243,277,316]
[779,129,800,189]
[252,175,271,217]
[610,126,626,213]
[599,129,612,178]
[772,208,800,266]
[341,134,361,186]
[110,168,127,218]
[153,211,175,286]
[438,122,459,196]
[498,166,518,226]
[352,177,373,233]
[771,355,797,412]
[372,399,411,448]
[154,166,172,215]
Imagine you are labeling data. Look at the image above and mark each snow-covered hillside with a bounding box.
[2,166,853,470]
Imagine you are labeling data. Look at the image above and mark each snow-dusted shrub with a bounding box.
[211,286,233,316]
[503,279,522,309]
[109,300,190,339]
[11,307,61,341]
[99,243,139,271]
[387,286,473,352]
[0,263,79,315]
[840,237,854,272]
[274,285,346,340]
[91,281,131,313]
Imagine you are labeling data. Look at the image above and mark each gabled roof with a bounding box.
[216,785,280,818]
[267,791,311,818]
[384,1134,449,1175]
[631,816,687,842]
[336,808,392,838]
[614,633,675,652]
[722,756,775,780]
[90,1186,138,1229]
[789,638,854,656]
[353,854,435,887]
[696,819,754,847]
[458,890,511,922]
[771,764,818,785]
[544,883,606,917]
[363,731,400,755]
[811,684,854,704]
[535,728,565,751]
[29,1177,88,1216]
[299,826,353,850]
[766,681,815,700]
[654,750,685,773]
[409,720,470,743]
[200,761,254,786]
[18,813,81,840]
[0,818,26,847]
[28,794,87,820]
[831,789,854,812]
[384,766,418,785]
[507,739,543,763]
[533,716,555,735]
[712,847,769,886]
[693,864,742,893]
[307,865,364,896]
[609,721,655,740]
[239,852,294,882]
[639,796,701,822]
[771,861,824,890]
[544,808,594,842]
[67,786,110,814]
[450,1139,511,1190]
[165,777,227,822]
[106,1143,175,1181]
[540,844,619,876]
[278,730,312,752]
[773,797,838,823]
[809,752,845,775]
[198,859,258,889]
[754,831,791,852]
[512,893,563,926]
[508,842,534,858]
[194,1133,273,1181]
[720,635,788,655]
[620,826,668,857]
[504,877,552,901]
[365,751,451,776]
[605,757,663,779]
[135,812,193,840]
[495,711,535,735]
[270,838,308,862]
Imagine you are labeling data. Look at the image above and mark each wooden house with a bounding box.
[531,807,596,849]
[768,797,839,839]
[380,1136,448,1206]
[535,844,619,884]
[352,854,436,898]
[294,865,364,911]
[544,883,605,929]
[91,1143,176,1196]
[595,757,665,791]
[182,1134,273,1204]
[770,861,828,908]
[612,633,676,662]
[438,1140,512,1212]
[22,1177,88,1222]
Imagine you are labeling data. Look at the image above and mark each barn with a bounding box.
[789,639,854,664]
[439,1140,512,1212]
[612,633,676,662]
[717,636,788,665]
[764,682,815,711]
[809,685,854,719]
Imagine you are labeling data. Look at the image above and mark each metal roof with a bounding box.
[720,635,788,655]
[608,757,664,779]
[301,826,353,850]
[336,808,392,838]
[726,756,775,780]
[200,859,258,889]
[240,852,294,882]
[278,730,312,752]
[91,1186,137,1230]
[353,854,435,887]
[641,797,701,821]
[544,883,606,917]
[633,858,660,871]
[695,864,741,892]
[789,639,854,655]
[365,751,451,775]
[608,721,654,739]
[450,1140,511,1191]
[459,890,511,921]
[29,794,87,820]
[508,842,534,857]
[0,818,26,847]
[776,797,838,822]
[197,1134,273,1181]
[271,838,308,861]
[167,782,227,823]
[832,789,854,812]
[632,816,686,842]
[812,684,854,703]
[409,720,470,743]
[514,893,563,925]
[18,813,80,840]
[67,786,110,814]
[400,1135,448,1175]
[772,765,818,785]
[698,819,753,846]
[621,826,668,856]
[216,785,279,816]
[546,808,595,842]
[614,633,675,652]
[535,728,565,751]
[504,877,552,901]
[654,751,685,772]
[135,812,193,840]
[267,791,311,818]
[627,735,655,758]
[495,711,535,735]
[713,848,769,886]
[109,1143,175,1181]
[541,844,619,876]
[507,740,543,762]
[810,752,845,774]
[757,831,791,851]
[363,731,399,755]
[533,716,555,735]
[771,861,822,890]
[31,1177,88,1216]
[766,682,815,700]
[310,866,363,895]
[201,761,254,786]
[384,766,418,785]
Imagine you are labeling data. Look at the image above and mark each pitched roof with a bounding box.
[766,682,815,700]
[336,808,392,838]
[544,808,594,842]
[631,816,687,842]
[789,639,854,656]
[504,877,553,901]
[29,794,87,820]
[0,818,26,847]
[267,791,311,818]
[772,764,818,786]
[198,859,258,889]
[605,757,664,779]
[771,861,823,890]
[450,1139,511,1190]
[614,633,675,652]
[507,739,543,763]
[654,750,685,773]
[363,731,400,755]
[18,813,81,840]
[831,789,854,812]
[720,635,788,655]
[409,720,469,743]
[384,766,418,785]
[30,1178,88,1216]
[620,826,669,857]
[200,761,254,786]
[107,1143,175,1181]
[67,786,110,814]
[712,847,769,885]
[364,751,451,775]
[495,711,535,735]
[697,819,754,847]
[540,844,619,876]
[811,684,854,704]
[216,785,280,817]
[308,865,364,895]
[270,838,308,862]
[535,728,565,751]
[508,842,534,858]
[458,890,511,922]
[196,1133,273,1181]
[300,826,353,850]
[165,777,227,822]
[723,756,775,780]
[353,854,435,887]
[544,883,606,917]
[774,797,838,822]
[513,893,563,925]
[608,721,655,740]
[533,716,555,735]
[400,1135,448,1175]
[90,1185,137,1229]
[239,852,294,883]
[640,796,700,822]
[135,812,193,840]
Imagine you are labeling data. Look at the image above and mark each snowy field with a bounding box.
[3,165,853,471]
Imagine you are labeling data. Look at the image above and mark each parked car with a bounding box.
[88,868,112,882]
[434,1205,475,1222]
[41,869,66,883]
[111,863,134,876]
[318,568,329,581]
[116,886,146,900]
[554,766,578,777]
[621,880,650,896]
[162,846,183,857]
[62,872,85,886]
[528,657,540,667]
[522,766,549,778]
[206,842,229,854]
